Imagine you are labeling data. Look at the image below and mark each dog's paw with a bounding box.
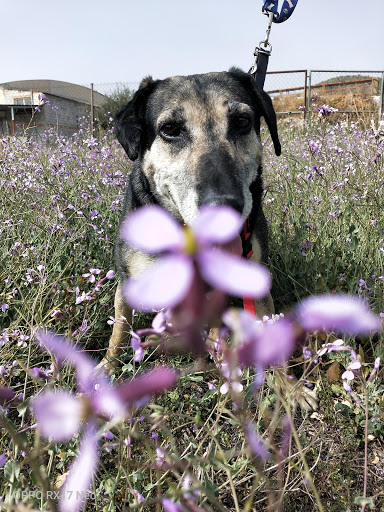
[292,382,318,412]
[275,369,318,412]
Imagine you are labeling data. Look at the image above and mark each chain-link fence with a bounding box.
[264,69,384,125]
[1,72,383,136]
[264,69,308,116]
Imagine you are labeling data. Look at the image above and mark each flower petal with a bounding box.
[115,367,179,405]
[237,318,296,368]
[122,255,193,311]
[92,382,125,419]
[0,386,15,404]
[245,422,270,460]
[198,248,271,298]
[33,391,82,442]
[342,370,354,381]
[120,205,184,254]
[37,331,97,393]
[193,205,243,245]
[295,294,380,335]
[59,423,99,512]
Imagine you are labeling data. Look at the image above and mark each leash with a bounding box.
[243,0,298,315]
[249,0,299,89]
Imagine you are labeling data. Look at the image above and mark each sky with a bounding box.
[1,0,383,90]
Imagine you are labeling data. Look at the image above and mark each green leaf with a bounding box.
[4,460,21,483]
[354,496,375,509]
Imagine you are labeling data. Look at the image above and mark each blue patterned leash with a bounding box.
[249,0,299,89]
[263,0,298,23]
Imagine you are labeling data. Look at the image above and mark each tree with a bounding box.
[96,84,135,128]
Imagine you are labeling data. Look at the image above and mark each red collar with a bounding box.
[240,220,257,316]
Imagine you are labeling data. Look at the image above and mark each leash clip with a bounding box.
[261,11,274,48]
[249,12,273,74]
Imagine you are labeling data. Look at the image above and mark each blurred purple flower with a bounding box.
[105,270,115,280]
[223,309,296,369]
[0,387,15,404]
[33,331,178,512]
[1,303,9,313]
[162,499,186,512]
[295,294,380,335]
[131,332,144,362]
[130,489,145,503]
[75,287,92,305]
[315,104,338,119]
[156,445,168,467]
[368,357,381,382]
[245,422,270,460]
[121,205,271,311]
[0,454,6,467]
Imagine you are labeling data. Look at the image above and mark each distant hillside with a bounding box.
[318,75,374,85]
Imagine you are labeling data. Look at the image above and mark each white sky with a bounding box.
[0,0,383,88]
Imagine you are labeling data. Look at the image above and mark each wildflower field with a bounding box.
[0,112,384,512]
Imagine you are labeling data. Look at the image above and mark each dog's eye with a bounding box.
[234,116,251,130]
[160,123,181,139]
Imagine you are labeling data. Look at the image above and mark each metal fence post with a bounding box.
[379,72,384,123]
[307,70,312,125]
[90,83,94,135]
[303,70,308,120]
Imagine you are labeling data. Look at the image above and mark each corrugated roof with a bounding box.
[0,79,107,107]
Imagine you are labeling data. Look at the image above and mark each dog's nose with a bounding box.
[200,194,243,214]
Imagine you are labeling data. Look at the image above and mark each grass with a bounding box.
[0,112,383,512]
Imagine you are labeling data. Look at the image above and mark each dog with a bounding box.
[99,67,281,372]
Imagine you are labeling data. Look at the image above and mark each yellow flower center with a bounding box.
[183,226,198,255]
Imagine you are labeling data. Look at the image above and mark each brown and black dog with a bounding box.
[99,67,280,371]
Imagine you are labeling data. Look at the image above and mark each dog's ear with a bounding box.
[229,68,281,156]
[257,89,281,156]
[114,76,159,160]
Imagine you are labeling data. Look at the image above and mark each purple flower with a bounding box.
[75,287,92,305]
[317,338,350,357]
[130,490,145,503]
[1,303,9,313]
[368,357,381,382]
[0,454,6,467]
[121,205,271,311]
[219,363,243,394]
[295,294,380,335]
[342,361,361,382]
[33,331,178,512]
[315,104,338,119]
[0,387,15,404]
[82,268,101,284]
[162,499,186,512]
[245,422,270,460]
[223,309,296,369]
[131,332,144,362]
[105,270,115,280]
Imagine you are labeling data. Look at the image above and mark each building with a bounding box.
[0,79,107,137]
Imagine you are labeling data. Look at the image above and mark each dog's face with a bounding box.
[115,68,280,224]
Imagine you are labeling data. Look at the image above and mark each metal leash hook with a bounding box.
[249,11,274,76]
[249,0,298,89]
